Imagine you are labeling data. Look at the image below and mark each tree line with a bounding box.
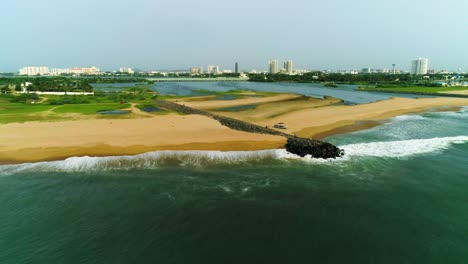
[247,72,466,84]
[0,77,93,92]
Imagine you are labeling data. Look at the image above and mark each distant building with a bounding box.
[207,65,220,74]
[361,68,372,74]
[119,67,135,74]
[411,58,429,75]
[284,60,293,74]
[19,66,50,76]
[269,60,279,74]
[67,66,100,75]
[235,62,239,74]
[20,66,100,75]
[190,67,203,74]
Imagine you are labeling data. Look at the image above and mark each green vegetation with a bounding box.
[0,77,93,92]
[358,85,468,94]
[52,103,130,115]
[247,72,417,83]
[9,93,40,103]
[248,72,468,84]
[48,95,91,105]
[1,86,12,94]
[0,102,55,115]
[248,72,468,95]
[0,86,160,124]
[323,82,339,88]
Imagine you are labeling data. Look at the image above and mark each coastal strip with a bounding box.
[155,100,344,158]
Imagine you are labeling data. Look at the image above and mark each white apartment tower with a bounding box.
[207,65,220,74]
[19,66,50,76]
[119,67,135,74]
[285,60,293,74]
[269,60,279,74]
[411,58,429,75]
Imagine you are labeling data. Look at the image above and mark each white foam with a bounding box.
[1,136,467,174]
[0,150,286,174]
[341,136,468,158]
[390,115,428,122]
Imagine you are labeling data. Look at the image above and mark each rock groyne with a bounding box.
[156,99,344,159]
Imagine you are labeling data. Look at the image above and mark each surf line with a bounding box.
[155,99,344,159]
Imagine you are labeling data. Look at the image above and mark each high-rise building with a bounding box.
[19,66,50,76]
[68,66,100,75]
[235,62,239,74]
[190,67,203,74]
[269,60,279,74]
[207,65,220,74]
[120,67,135,74]
[361,68,372,74]
[411,58,429,75]
[285,60,293,74]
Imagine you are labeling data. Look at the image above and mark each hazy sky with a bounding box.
[1,0,467,72]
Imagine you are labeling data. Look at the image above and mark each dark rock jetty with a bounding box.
[155,99,344,159]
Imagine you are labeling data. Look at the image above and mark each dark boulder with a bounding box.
[285,137,344,159]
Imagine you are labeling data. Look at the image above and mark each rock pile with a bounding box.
[285,137,344,159]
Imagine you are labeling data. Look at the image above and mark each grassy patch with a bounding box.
[0,114,67,124]
[52,103,130,115]
[358,85,468,94]
[0,102,55,114]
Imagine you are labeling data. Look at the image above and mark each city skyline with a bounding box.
[13,58,465,75]
[1,0,468,72]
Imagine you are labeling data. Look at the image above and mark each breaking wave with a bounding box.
[341,136,468,158]
[1,136,467,174]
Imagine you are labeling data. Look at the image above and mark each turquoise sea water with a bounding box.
[1,108,468,263]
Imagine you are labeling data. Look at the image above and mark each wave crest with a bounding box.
[1,136,467,174]
[0,150,289,174]
[341,136,468,158]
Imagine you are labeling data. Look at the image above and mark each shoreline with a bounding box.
[1,97,467,165]
[312,105,463,139]
[0,140,286,165]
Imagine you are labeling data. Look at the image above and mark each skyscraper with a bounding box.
[411,58,429,75]
[235,62,239,74]
[285,60,293,74]
[269,60,279,74]
[190,67,203,74]
[207,65,220,74]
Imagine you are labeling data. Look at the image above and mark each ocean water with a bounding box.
[1,108,468,264]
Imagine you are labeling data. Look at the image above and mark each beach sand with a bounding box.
[208,97,468,137]
[1,96,468,163]
[0,114,285,164]
[442,90,468,95]
[173,93,301,110]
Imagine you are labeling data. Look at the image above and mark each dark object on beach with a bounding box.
[285,137,344,159]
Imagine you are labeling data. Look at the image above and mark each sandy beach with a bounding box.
[1,96,468,163]
[442,90,468,95]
